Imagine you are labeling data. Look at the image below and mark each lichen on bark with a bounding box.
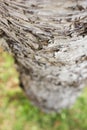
[0,0,87,112]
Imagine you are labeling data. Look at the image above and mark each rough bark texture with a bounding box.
[0,0,87,112]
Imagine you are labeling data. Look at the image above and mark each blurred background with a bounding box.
[0,47,87,130]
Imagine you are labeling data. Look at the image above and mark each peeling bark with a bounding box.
[0,0,87,112]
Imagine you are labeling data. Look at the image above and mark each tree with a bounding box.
[0,0,87,113]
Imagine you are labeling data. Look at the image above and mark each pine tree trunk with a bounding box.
[0,0,87,112]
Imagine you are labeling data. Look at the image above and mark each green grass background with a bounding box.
[0,50,87,130]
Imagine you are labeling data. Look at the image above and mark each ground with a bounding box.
[0,48,87,130]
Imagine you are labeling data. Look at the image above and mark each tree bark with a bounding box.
[0,0,87,112]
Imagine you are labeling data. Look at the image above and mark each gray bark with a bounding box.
[0,0,87,112]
